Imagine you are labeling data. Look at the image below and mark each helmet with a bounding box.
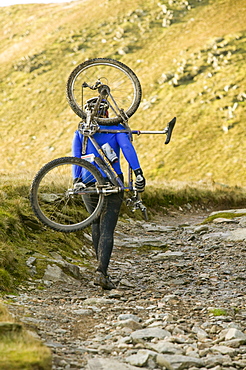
[84,97,109,118]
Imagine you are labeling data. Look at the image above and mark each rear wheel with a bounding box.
[30,157,106,232]
[66,58,142,125]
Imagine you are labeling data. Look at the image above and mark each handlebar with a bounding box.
[82,82,176,145]
[98,117,176,144]
[164,117,176,144]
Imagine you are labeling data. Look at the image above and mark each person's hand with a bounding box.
[134,168,146,192]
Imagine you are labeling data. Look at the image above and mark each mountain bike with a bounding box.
[30,58,176,233]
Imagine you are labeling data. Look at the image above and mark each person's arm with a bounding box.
[72,130,82,158]
[116,132,146,192]
[72,130,83,181]
[116,132,140,170]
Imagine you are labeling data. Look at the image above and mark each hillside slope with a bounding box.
[0,0,245,186]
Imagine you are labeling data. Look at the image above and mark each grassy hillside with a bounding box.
[0,0,245,186]
[0,172,96,292]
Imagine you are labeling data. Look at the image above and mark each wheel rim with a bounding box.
[67,60,141,124]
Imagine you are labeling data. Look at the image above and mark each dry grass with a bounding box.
[0,0,245,186]
[0,301,13,322]
[0,300,52,369]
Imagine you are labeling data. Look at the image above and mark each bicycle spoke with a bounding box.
[30,157,106,232]
[67,58,142,125]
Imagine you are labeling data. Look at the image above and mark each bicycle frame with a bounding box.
[76,116,176,220]
[77,116,176,191]
[31,61,176,232]
[98,116,176,144]
[75,79,176,220]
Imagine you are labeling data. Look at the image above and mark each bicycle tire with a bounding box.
[30,157,106,232]
[66,58,142,125]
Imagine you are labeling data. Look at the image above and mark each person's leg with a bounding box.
[91,219,100,259]
[82,191,123,267]
[83,176,124,289]
[82,193,100,258]
[96,191,124,275]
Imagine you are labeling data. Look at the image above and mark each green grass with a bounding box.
[0,300,52,369]
[202,211,246,224]
[142,181,246,212]
[0,336,52,370]
[0,173,95,293]
[208,308,228,317]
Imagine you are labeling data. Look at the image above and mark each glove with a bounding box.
[134,168,146,192]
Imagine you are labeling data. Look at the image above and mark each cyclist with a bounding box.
[72,97,145,290]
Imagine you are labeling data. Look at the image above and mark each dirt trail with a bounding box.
[6,209,246,369]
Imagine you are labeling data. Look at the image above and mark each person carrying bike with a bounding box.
[72,97,145,290]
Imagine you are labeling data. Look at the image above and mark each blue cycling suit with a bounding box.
[72,124,140,181]
[71,124,142,276]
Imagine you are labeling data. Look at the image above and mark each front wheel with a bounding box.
[30,157,106,232]
[66,58,142,125]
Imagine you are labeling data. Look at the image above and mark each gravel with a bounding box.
[6,209,246,369]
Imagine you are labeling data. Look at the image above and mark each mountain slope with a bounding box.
[0,0,245,186]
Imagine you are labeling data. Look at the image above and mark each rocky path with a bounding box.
[5,209,246,370]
